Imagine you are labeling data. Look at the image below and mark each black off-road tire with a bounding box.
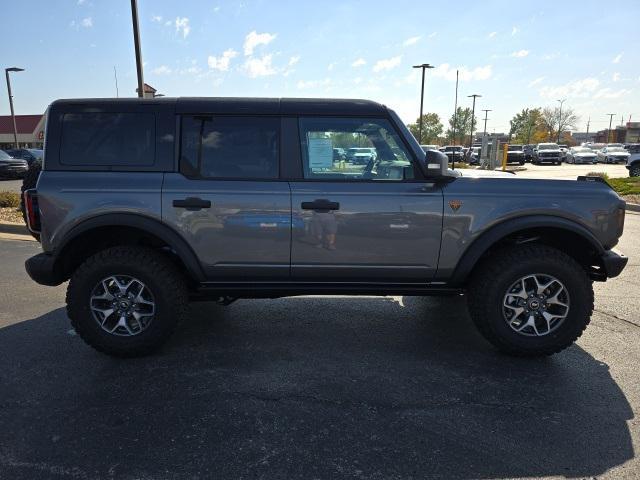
[467,245,594,357]
[66,246,188,357]
[20,161,42,241]
[629,163,640,177]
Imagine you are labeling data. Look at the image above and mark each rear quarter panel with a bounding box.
[436,177,624,279]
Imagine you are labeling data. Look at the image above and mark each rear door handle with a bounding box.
[301,199,340,211]
[173,197,211,211]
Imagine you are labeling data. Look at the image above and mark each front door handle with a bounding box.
[301,199,340,212]
[173,197,211,211]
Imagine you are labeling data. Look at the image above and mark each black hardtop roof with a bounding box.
[50,97,388,116]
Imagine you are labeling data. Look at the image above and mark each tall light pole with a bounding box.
[556,98,566,143]
[5,67,24,149]
[452,70,459,146]
[467,94,481,148]
[606,113,615,143]
[131,0,145,98]
[412,63,434,143]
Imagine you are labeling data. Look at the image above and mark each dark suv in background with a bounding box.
[23,97,627,359]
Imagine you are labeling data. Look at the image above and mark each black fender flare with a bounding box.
[54,213,206,282]
[449,215,604,285]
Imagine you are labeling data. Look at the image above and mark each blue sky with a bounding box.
[1,0,639,134]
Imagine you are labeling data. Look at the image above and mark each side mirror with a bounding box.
[417,149,448,178]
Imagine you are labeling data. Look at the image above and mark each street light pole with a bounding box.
[412,63,434,143]
[5,67,24,149]
[606,113,615,143]
[481,109,491,136]
[130,0,145,98]
[467,94,481,148]
[556,98,566,143]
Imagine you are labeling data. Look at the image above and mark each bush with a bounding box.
[605,177,640,196]
[586,172,609,179]
[0,191,20,208]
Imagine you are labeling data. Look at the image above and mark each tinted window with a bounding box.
[299,117,414,181]
[60,113,155,166]
[180,116,279,179]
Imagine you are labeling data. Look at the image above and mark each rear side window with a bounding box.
[60,112,155,166]
[180,116,279,180]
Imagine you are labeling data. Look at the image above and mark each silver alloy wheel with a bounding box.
[89,275,155,336]
[502,274,570,337]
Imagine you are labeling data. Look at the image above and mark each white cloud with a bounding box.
[243,31,276,56]
[164,20,171,26]
[373,55,402,72]
[612,53,623,64]
[244,54,276,77]
[297,78,331,90]
[488,31,497,38]
[403,36,421,47]
[528,76,545,87]
[351,58,366,68]
[152,65,172,75]
[510,49,529,58]
[288,55,300,66]
[81,17,92,28]
[539,77,600,99]
[207,48,238,71]
[432,63,493,82]
[428,32,437,38]
[593,88,631,99]
[175,17,190,38]
[77,0,86,4]
[613,72,621,82]
[327,62,335,71]
[511,26,519,35]
[151,15,163,23]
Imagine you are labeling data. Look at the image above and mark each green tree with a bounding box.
[509,108,545,144]
[407,113,444,144]
[445,107,476,145]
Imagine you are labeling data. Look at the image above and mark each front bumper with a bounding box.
[600,249,628,279]
[25,253,64,286]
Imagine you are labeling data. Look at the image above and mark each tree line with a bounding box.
[407,106,579,146]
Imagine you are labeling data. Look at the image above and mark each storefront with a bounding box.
[0,114,45,149]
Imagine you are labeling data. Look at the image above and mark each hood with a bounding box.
[575,152,596,156]
[455,168,515,178]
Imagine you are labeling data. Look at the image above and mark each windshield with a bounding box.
[445,146,462,151]
[538,144,559,150]
[508,145,523,151]
[608,147,626,152]
[0,150,12,160]
[573,148,591,153]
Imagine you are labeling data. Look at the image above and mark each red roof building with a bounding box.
[0,114,45,149]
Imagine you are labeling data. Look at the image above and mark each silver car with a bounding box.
[566,147,598,164]
[597,146,631,164]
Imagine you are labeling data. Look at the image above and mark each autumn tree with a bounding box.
[540,106,579,142]
[445,107,476,145]
[509,108,545,144]
[407,113,444,144]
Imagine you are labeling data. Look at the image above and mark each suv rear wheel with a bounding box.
[467,245,593,357]
[66,246,188,357]
[630,163,640,177]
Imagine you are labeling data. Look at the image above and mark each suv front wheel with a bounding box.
[467,245,593,357]
[66,246,188,357]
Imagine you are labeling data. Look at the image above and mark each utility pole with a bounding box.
[452,70,459,146]
[412,63,434,143]
[481,109,491,136]
[606,113,615,143]
[468,94,481,148]
[113,66,119,98]
[556,98,566,143]
[5,67,24,149]
[131,0,145,98]
[585,117,590,142]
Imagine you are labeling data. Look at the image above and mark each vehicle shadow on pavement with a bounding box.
[0,296,633,479]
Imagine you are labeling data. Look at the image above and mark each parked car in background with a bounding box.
[6,148,43,166]
[346,147,376,164]
[523,144,535,162]
[468,146,481,165]
[506,144,525,165]
[558,145,570,162]
[442,145,465,163]
[597,146,631,164]
[420,144,438,152]
[566,147,598,164]
[333,148,346,162]
[626,149,640,177]
[533,143,562,165]
[0,149,28,178]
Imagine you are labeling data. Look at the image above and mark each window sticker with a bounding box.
[308,137,333,169]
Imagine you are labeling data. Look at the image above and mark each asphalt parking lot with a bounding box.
[0,178,22,193]
[1,169,639,479]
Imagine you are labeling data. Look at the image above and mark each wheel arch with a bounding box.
[52,213,205,284]
[449,215,605,286]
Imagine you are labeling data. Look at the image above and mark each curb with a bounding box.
[0,220,28,235]
[626,203,640,213]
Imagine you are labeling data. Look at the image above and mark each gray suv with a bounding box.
[24,97,628,358]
